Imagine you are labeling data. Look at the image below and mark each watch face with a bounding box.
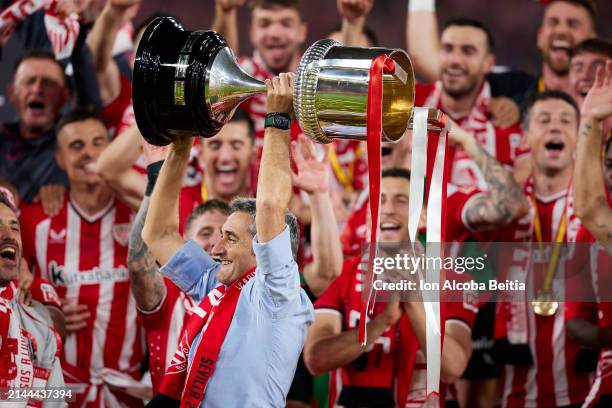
[275,115,290,128]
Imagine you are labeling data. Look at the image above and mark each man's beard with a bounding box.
[543,48,571,76]
[442,75,481,99]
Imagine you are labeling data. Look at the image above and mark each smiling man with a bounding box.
[415,18,526,191]
[537,0,597,94]
[179,109,257,225]
[488,91,593,408]
[0,191,66,404]
[1,51,70,203]
[569,38,612,107]
[19,108,146,406]
[143,73,313,407]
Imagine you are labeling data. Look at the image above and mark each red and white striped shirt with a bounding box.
[20,196,146,407]
[415,81,526,191]
[138,278,194,395]
[492,184,591,408]
[566,226,612,408]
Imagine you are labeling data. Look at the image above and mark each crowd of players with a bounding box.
[0,0,612,407]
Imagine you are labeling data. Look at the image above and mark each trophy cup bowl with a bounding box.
[133,17,444,146]
[133,17,267,146]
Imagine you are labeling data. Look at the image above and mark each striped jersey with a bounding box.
[20,195,146,407]
[138,277,194,395]
[492,184,591,408]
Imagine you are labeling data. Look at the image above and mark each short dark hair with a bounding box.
[0,191,17,214]
[249,0,302,16]
[56,107,105,135]
[547,0,597,28]
[229,197,300,262]
[573,38,612,60]
[523,90,580,129]
[442,18,495,52]
[13,50,65,80]
[184,199,231,233]
[230,108,256,143]
[382,167,411,182]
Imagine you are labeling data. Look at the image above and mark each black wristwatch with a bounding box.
[264,112,292,130]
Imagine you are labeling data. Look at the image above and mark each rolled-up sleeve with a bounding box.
[253,226,300,316]
[160,240,219,302]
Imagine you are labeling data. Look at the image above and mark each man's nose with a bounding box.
[217,144,235,162]
[0,224,15,241]
[211,239,226,257]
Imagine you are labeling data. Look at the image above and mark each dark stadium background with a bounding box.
[1,0,610,122]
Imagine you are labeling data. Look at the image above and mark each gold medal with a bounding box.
[530,196,567,317]
[532,291,559,316]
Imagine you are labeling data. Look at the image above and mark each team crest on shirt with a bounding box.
[112,224,131,246]
[49,228,66,243]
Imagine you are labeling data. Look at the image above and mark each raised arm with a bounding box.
[142,136,191,266]
[127,142,171,311]
[256,73,295,243]
[406,0,440,82]
[86,0,140,105]
[96,124,146,211]
[211,0,245,53]
[291,135,342,296]
[335,0,374,46]
[574,61,612,255]
[449,124,530,230]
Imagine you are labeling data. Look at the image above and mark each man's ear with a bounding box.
[298,22,307,45]
[536,27,546,53]
[55,148,66,171]
[483,53,496,75]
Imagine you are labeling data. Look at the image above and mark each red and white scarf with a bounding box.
[0,0,80,60]
[160,267,256,407]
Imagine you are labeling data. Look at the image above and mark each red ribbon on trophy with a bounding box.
[360,54,395,345]
[361,53,451,407]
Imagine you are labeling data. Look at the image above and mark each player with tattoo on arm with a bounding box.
[127,140,233,395]
[573,60,612,254]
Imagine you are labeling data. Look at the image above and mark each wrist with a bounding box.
[408,0,435,12]
[265,112,292,130]
[215,4,238,16]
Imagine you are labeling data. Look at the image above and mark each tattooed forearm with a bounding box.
[574,117,612,249]
[464,142,529,230]
[128,196,166,311]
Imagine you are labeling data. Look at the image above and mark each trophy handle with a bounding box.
[408,108,447,131]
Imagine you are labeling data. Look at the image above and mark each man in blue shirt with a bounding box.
[142,72,313,407]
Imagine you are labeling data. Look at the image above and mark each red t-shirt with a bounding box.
[315,256,477,407]
[138,278,195,395]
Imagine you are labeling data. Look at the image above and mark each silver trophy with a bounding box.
[133,17,443,146]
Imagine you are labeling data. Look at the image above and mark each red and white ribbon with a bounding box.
[360,54,396,346]
[408,106,450,406]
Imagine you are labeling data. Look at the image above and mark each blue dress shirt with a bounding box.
[160,225,314,407]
